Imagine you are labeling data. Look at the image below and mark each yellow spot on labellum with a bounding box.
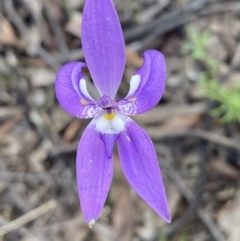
[88,219,95,228]
[80,99,88,105]
[129,97,137,102]
[104,113,116,120]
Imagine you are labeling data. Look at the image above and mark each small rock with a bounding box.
[28,147,47,173]
[67,0,85,9]
[66,11,82,37]
[29,89,46,107]
[5,50,19,68]
[167,74,183,88]
[28,68,55,87]
[29,110,44,127]
[51,107,72,131]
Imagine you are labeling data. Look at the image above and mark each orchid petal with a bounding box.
[117,118,171,222]
[81,0,125,99]
[55,62,102,118]
[76,122,113,223]
[118,50,166,115]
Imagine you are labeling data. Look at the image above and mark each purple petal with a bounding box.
[81,0,125,99]
[117,118,171,222]
[76,123,113,223]
[55,62,102,118]
[118,50,166,115]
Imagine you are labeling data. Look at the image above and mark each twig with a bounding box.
[166,115,212,236]
[42,0,69,57]
[0,216,39,241]
[148,129,240,152]
[3,0,59,70]
[200,1,240,16]
[135,0,171,24]
[0,164,30,214]
[48,128,240,159]
[134,102,208,125]
[48,141,78,158]
[55,49,84,63]
[124,0,220,42]
[34,217,85,233]
[197,210,226,241]
[0,200,57,237]
[125,0,240,51]
[0,170,76,189]
[0,106,25,120]
[157,146,225,241]
[94,223,122,241]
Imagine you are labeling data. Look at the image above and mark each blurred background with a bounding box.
[0,0,240,240]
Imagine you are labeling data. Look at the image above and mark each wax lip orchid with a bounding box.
[55,0,171,226]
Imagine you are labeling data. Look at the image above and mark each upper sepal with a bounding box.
[81,0,125,99]
[118,50,166,115]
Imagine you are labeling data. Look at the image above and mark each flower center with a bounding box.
[98,95,118,119]
[95,95,125,134]
[98,95,114,108]
[104,113,116,120]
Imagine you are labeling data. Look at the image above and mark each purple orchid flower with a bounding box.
[55,0,170,226]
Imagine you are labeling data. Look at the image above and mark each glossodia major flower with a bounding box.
[55,0,171,226]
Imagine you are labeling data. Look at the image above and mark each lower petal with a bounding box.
[76,123,113,224]
[117,118,171,222]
